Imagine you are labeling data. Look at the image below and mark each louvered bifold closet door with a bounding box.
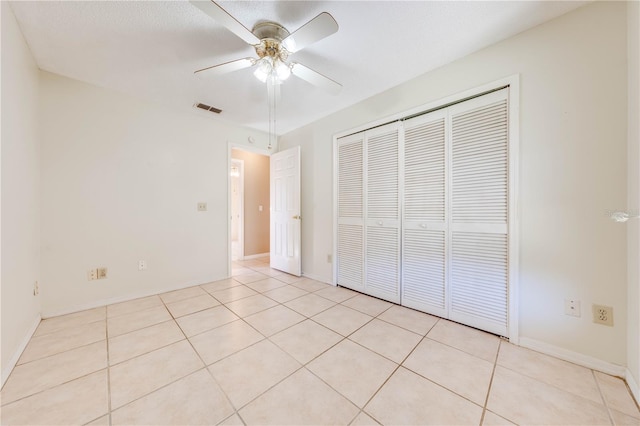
[448,88,509,336]
[365,122,401,302]
[401,110,447,317]
[337,134,365,291]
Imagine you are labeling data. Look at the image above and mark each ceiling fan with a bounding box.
[190,0,342,94]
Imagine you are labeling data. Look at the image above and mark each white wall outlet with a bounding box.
[88,269,98,281]
[197,202,207,212]
[564,299,581,317]
[33,281,39,296]
[593,304,614,326]
[259,205,263,212]
[97,267,108,279]
[138,260,147,271]
[327,254,332,263]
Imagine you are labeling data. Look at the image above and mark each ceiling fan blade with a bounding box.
[290,63,342,95]
[195,57,255,77]
[190,0,261,45]
[282,12,338,53]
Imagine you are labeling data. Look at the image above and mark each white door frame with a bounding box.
[230,158,245,261]
[227,143,271,277]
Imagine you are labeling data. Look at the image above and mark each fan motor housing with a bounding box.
[253,22,290,60]
[252,21,290,42]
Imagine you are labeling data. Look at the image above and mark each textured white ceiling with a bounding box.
[10,1,587,135]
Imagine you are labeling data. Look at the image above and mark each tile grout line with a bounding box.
[197,289,309,417]
[1,367,111,410]
[479,337,503,425]
[110,302,244,416]
[495,351,621,411]
[12,333,107,369]
[353,315,440,418]
[160,296,240,424]
[105,313,113,426]
[204,267,320,418]
[232,283,359,412]
[34,314,105,338]
[386,322,502,416]
[419,334,497,365]
[0,343,110,409]
[592,369,616,425]
[354,332,428,424]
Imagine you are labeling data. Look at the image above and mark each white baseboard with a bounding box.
[2,314,41,387]
[302,272,332,285]
[626,368,640,405]
[519,337,627,377]
[41,274,228,319]
[241,253,269,260]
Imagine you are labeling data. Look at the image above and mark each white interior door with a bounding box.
[365,122,401,303]
[270,146,301,276]
[402,109,448,317]
[336,134,365,291]
[448,89,509,336]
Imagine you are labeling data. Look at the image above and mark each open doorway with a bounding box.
[229,147,270,265]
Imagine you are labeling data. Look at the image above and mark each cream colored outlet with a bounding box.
[138,260,147,271]
[593,305,614,326]
[197,202,207,212]
[88,269,98,281]
[33,281,39,296]
[97,267,108,279]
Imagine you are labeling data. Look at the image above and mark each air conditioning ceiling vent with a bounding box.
[195,103,222,114]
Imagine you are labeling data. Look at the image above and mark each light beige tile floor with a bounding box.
[2,255,639,425]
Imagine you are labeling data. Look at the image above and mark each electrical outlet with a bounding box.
[197,202,207,212]
[138,260,147,271]
[564,299,581,317]
[88,269,98,280]
[97,267,108,279]
[593,304,614,326]
[327,254,332,263]
[33,281,39,296]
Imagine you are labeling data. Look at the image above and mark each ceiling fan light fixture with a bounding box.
[253,58,272,83]
[276,61,291,81]
[253,67,268,83]
[253,56,290,83]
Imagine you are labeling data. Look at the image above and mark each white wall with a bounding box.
[1,3,42,382]
[39,72,269,316]
[280,2,629,366]
[627,0,640,396]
